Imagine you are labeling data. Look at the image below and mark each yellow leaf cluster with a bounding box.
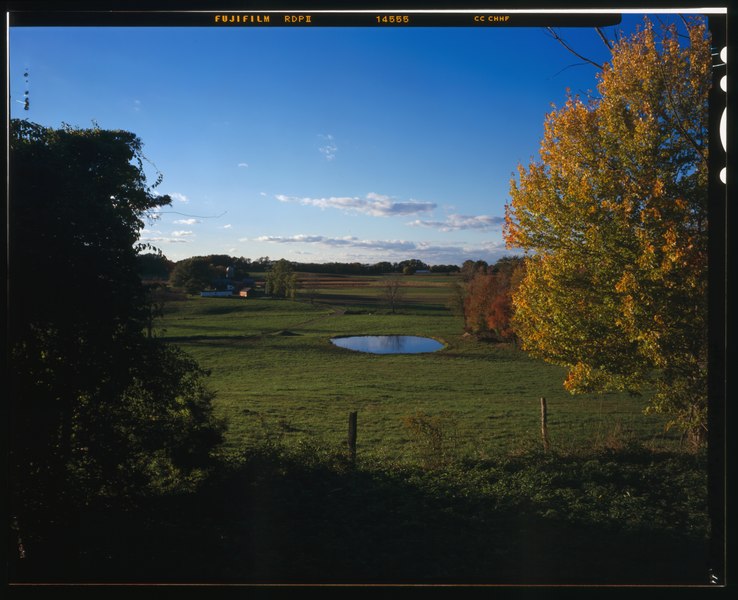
[504,17,710,435]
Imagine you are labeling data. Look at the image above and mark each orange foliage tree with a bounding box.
[504,17,711,444]
[463,257,525,341]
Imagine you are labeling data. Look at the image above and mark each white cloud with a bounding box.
[140,234,190,244]
[169,192,189,203]
[256,234,424,253]
[171,230,194,237]
[408,214,504,232]
[256,234,329,244]
[238,163,249,168]
[318,134,337,161]
[173,218,200,225]
[223,224,232,229]
[248,233,517,266]
[275,192,436,217]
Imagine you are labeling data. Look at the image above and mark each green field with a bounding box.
[26,273,707,585]
[157,273,681,464]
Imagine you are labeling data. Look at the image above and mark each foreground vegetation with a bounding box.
[8,120,225,587]
[16,444,708,585]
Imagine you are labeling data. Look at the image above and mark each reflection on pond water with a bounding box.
[330,335,444,355]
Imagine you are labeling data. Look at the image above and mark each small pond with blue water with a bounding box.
[330,335,444,355]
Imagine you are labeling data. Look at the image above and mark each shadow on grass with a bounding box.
[12,447,711,586]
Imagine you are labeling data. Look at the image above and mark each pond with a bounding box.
[330,335,444,355]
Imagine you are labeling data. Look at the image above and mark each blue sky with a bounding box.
[8,10,714,265]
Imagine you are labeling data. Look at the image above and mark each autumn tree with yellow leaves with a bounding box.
[504,17,711,446]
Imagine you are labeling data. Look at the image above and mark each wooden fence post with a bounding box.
[347,411,357,464]
[540,397,551,453]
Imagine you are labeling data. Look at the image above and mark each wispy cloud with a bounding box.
[253,235,450,254]
[254,234,417,252]
[248,233,516,265]
[255,234,330,244]
[171,230,194,238]
[238,162,249,168]
[223,224,232,229]
[275,192,436,217]
[318,134,337,161]
[173,218,200,225]
[140,233,190,244]
[408,214,504,232]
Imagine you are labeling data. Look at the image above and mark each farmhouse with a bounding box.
[200,271,256,298]
[200,290,236,298]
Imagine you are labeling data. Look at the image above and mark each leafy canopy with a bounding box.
[265,258,298,298]
[8,120,225,515]
[504,18,711,441]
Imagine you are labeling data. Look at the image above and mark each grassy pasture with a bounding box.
[25,272,706,585]
[157,273,681,464]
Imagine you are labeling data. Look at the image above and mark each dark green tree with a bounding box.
[170,257,217,294]
[8,120,225,573]
[137,251,174,280]
[372,261,395,274]
[199,254,251,279]
[169,255,252,294]
[398,258,429,275]
[265,258,297,298]
[430,264,460,273]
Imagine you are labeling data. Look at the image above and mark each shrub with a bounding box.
[402,411,458,469]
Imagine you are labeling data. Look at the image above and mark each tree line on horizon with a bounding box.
[137,251,471,282]
[140,251,525,332]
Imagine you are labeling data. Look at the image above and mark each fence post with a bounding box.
[540,397,551,453]
[347,411,358,465]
